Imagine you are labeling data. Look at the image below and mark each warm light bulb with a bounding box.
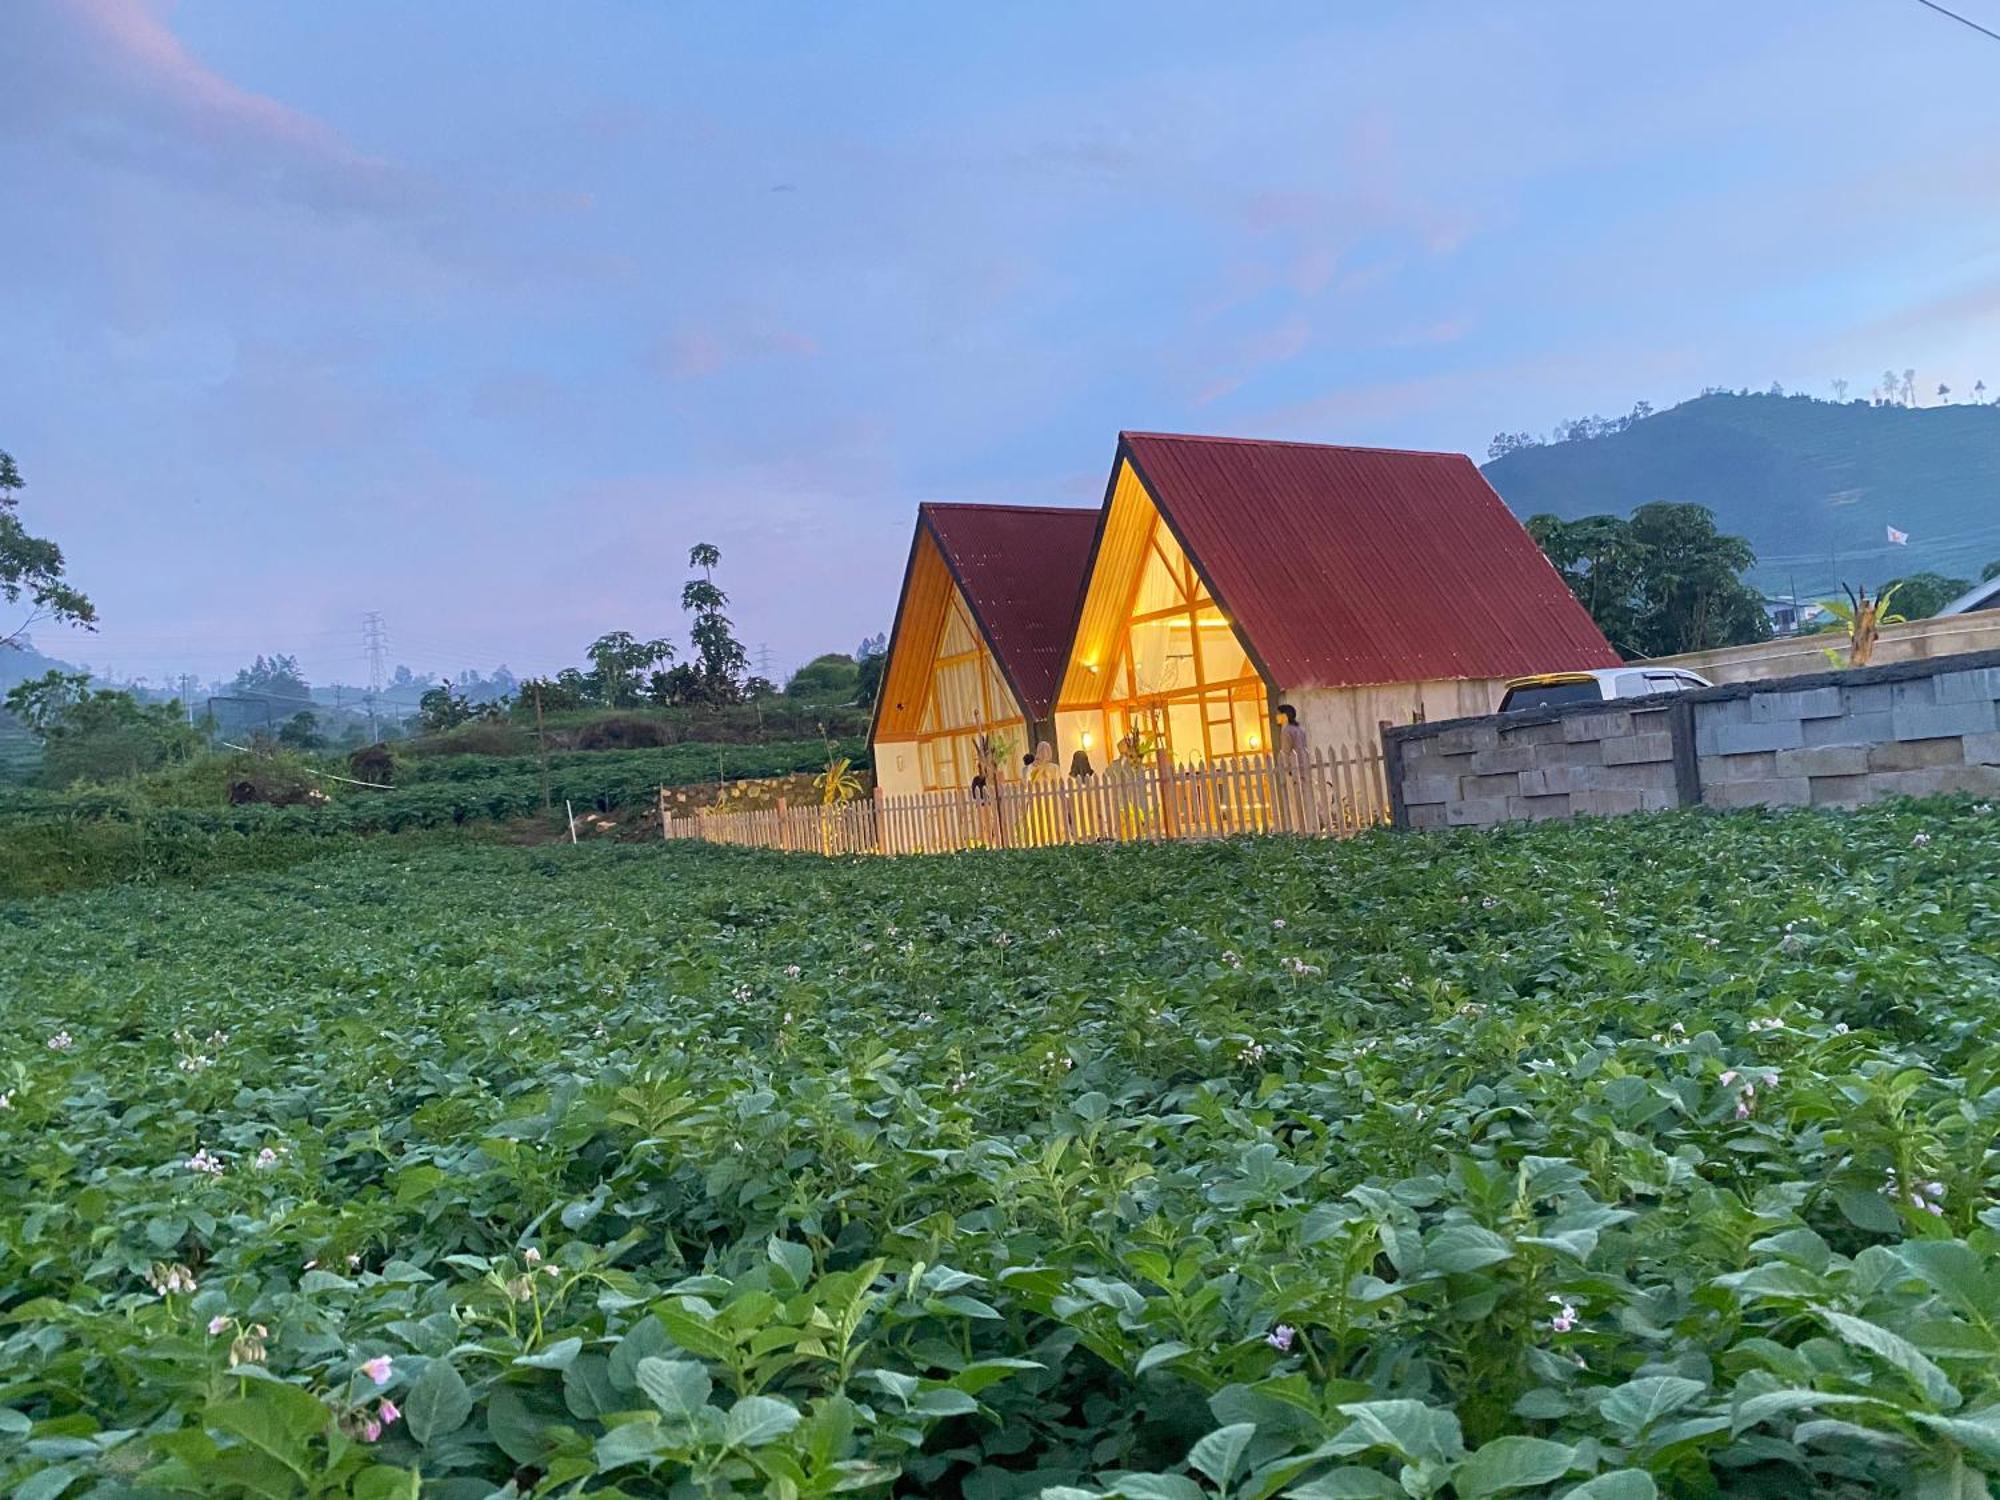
[1248,733,1261,749]
[1081,731,1093,748]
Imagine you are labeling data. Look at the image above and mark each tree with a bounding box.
[1831,378,1849,401]
[1938,383,1951,404]
[1903,368,1917,406]
[1984,559,2000,582]
[1529,503,1770,659]
[585,632,675,708]
[0,449,97,651]
[1884,571,1973,619]
[786,654,861,701]
[416,683,478,733]
[1977,380,1989,405]
[681,543,748,704]
[232,653,311,705]
[277,710,324,750]
[4,669,200,785]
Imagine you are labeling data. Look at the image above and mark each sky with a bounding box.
[5,0,2000,690]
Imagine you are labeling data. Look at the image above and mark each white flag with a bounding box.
[1887,524,1909,546]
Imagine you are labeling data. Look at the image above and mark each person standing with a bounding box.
[1275,703,1311,831]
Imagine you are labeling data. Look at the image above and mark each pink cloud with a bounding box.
[13,0,422,218]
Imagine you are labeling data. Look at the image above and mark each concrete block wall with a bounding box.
[1393,702,1684,831]
[1386,649,2000,831]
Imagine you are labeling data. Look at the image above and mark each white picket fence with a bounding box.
[660,745,1389,857]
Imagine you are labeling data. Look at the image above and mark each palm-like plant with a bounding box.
[1821,582,1905,667]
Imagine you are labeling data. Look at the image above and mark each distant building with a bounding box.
[1941,576,2000,616]
[1763,597,1830,636]
[870,503,1097,798]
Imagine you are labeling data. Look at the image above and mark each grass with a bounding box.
[4,800,2000,1496]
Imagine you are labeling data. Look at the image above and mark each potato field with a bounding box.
[4,800,2000,1498]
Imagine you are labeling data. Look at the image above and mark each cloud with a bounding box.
[648,320,821,382]
[1,0,424,219]
[1193,317,1312,405]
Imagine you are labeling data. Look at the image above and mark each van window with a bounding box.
[1641,673,1686,694]
[1613,672,1654,698]
[1499,679,1603,712]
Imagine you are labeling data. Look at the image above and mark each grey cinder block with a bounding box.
[1775,745,1871,777]
[1711,720,1806,755]
[1563,711,1633,743]
[1751,687,1843,722]
[1464,772,1526,798]
[1569,788,1648,817]
[1445,796,1513,826]
[1964,732,2000,766]
[1933,668,2000,705]
[1843,683,1895,715]
[1468,745,1537,774]
[1892,701,1998,742]
[1803,711,1894,747]
[1867,738,1966,772]
[1870,766,2000,800]
[1401,775,1460,806]
[1809,773,1875,808]
[1507,792,1573,821]
[1702,777,1812,809]
[1408,803,1448,830]
[1602,733,1674,766]
[1701,750,1777,783]
[1436,725,1500,755]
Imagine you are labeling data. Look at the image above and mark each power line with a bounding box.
[1913,0,2000,43]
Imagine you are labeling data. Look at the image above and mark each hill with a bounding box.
[1481,392,2000,598]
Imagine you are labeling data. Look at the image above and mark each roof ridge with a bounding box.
[921,500,1096,517]
[1121,429,1469,460]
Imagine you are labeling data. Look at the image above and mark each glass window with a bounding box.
[1197,609,1251,682]
[1500,679,1603,712]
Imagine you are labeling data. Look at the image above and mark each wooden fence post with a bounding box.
[1153,746,1178,839]
[874,785,887,855]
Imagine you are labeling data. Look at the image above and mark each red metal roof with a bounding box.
[1118,432,1620,687]
[922,502,1100,718]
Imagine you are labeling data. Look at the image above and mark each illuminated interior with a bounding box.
[1078,512,1269,764]
[913,589,1024,791]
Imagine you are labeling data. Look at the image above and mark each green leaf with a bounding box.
[1135,1341,1193,1377]
[402,1357,473,1448]
[1424,1224,1513,1274]
[1108,1475,1207,1499]
[913,1388,982,1417]
[1899,1243,2000,1328]
[767,1236,814,1288]
[659,1303,736,1362]
[1284,1468,1403,1499]
[351,1467,421,1500]
[949,1358,1044,1396]
[15,1467,83,1500]
[594,1418,672,1471]
[1334,1401,1464,1465]
[1598,1376,1706,1438]
[1556,1472,1658,1500]
[635,1357,712,1426]
[1818,1308,1961,1410]
[1452,1436,1577,1497]
[1915,1408,2000,1465]
[563,1353,618,1420]
[1732,1388,1889,1435]
[514,1336,582,1370]
[484,1385,548,1465]
[724,1394,802,1449]
[0,1409,33,1437]
[207,1381,331,1475]
[1189,1422,1257,1487]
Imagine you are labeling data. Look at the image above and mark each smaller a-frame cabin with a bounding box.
[869,503,1098,799]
